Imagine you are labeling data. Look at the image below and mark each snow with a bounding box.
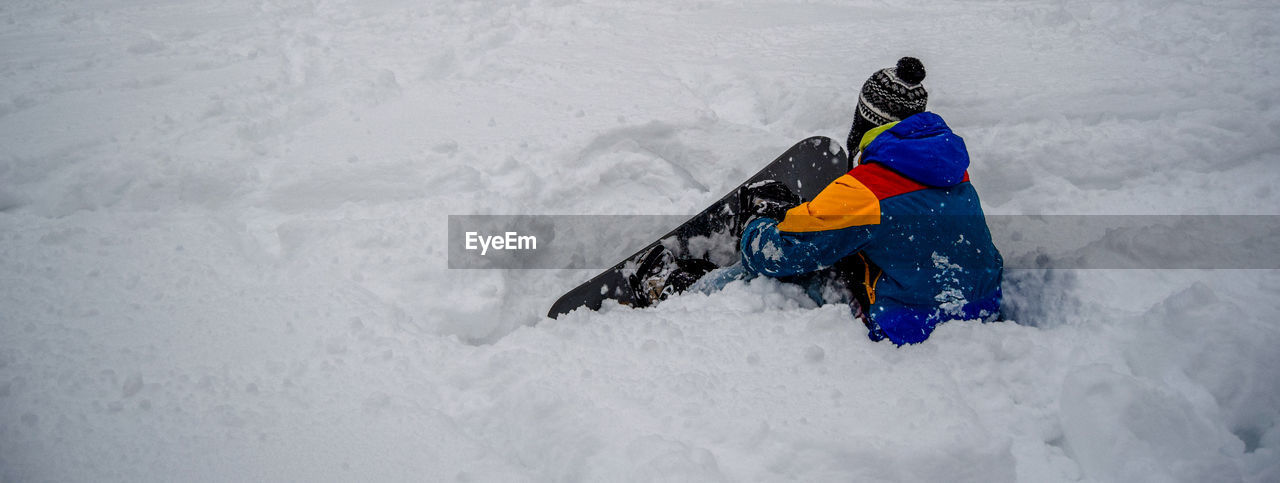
[1,0,1279,481]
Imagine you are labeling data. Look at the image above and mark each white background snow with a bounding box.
[2,0,1279,481]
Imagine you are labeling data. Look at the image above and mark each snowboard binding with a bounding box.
[627,244,716,308]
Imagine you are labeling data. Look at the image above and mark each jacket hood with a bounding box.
[862,112,969,187]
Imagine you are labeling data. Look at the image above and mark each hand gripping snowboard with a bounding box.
[547,136,849,318]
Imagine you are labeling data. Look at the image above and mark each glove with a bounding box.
[741,180,801,221]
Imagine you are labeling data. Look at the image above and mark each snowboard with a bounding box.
[547,136,850,318]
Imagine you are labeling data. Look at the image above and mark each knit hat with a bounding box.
[848,57,928,153]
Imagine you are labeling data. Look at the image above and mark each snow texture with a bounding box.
[1,0,1279,481]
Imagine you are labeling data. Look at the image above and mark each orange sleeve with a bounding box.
[776,174,881,233]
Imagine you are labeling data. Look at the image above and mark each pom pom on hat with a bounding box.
[894,57,926,85]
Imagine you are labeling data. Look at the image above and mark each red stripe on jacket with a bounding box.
[848,163,969,200]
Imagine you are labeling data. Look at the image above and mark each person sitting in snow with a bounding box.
[736,57,1004,345]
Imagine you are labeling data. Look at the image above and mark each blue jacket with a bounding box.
[741,112,1003,344]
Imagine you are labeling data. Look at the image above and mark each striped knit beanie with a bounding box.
[848,57,928,153]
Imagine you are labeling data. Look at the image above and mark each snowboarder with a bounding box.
[735,57,1004,345]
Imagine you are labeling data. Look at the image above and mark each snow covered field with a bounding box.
[2,0,1279,480]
